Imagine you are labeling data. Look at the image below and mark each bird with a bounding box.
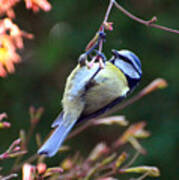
[37,49,142,157]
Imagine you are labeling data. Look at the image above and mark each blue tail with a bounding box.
[38,113,76,157]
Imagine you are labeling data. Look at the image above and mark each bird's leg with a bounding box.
[78,31,106,68]
[94,50,107,68]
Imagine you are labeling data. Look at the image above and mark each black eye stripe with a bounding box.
[110,55,141,77]
[116,54,141,76]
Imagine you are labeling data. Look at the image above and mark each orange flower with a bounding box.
[24,0,52,12]
[0,18,34,48]
[0,35,21,76]
[0,0,20,18]
[0,18,33,77]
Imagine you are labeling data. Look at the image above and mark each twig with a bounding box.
[84,153,116,180]
[98,170,115,179]
[122,151,140,169]
[98,151,140,178]
[104,0,114,23]
[134,172,149,180]
[113,0,179,34]
[1,174,18,180]
[103,78,167,116]
[98,0,114,53]
[11,154,38,172]
[67,120,93,140]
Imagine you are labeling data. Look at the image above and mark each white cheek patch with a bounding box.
[118,50,141,71]
[114,60,140,79]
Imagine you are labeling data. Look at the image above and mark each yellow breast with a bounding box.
[83,62,129,115]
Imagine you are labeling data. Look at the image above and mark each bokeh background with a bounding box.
[0,0,178,179]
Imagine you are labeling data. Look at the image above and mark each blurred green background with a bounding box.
[0,0,178,179]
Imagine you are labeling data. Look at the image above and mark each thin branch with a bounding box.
[122,151,140,169]
[113,0,179,34]
[1,174,18,180]
[102,78,167,117]
[98,0,114,53]
[98,170,115,179]
[11,154,38,172]
[67,120,93,140]
[134,172,149,180]
[96,152,140,179]
[104,0,115,23]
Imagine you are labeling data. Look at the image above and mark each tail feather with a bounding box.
[38,114,76,157]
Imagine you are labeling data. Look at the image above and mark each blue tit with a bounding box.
[38,49,142,157]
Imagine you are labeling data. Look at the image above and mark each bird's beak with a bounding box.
[111,49,119,57]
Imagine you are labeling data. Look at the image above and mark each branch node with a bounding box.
[147,16,158,26]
